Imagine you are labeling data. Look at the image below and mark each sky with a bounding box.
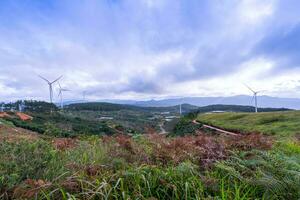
[1,0,300,102]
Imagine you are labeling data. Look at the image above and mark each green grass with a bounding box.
[197,111,300,136]
[214,140,300,199]
[0,119,14,126]
[1,132,299,199]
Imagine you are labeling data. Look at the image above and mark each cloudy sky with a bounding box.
[1,0,300,102]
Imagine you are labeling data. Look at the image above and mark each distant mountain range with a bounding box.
[65,102,289,114]
[102,95,300,110]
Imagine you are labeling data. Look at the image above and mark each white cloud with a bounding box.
[0,0,300,101]
[237,0,276,25]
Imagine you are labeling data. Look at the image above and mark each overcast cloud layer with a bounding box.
[1,0,300,102]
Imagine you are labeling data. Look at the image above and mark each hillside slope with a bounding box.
[197,111,300,136]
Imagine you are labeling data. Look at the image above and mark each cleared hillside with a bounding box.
[197,111,300,136]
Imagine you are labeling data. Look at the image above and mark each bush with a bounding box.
[171,118,202,136]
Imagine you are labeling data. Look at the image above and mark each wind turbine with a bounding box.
[179,98,183,116]
[244,84,264,113]
[39,75,63,103]
[57,82,70,109]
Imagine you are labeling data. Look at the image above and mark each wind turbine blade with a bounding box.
[243,83,255,93]
[251,95,255,104]
[256,90,267,94]
[58,90,62,97]
[51,75,63,84]
[62,89,70,91]
[57,81,62,89]
[38,75,50,83]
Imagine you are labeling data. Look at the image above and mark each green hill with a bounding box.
[197,111,300,136]
[195,104,291,113]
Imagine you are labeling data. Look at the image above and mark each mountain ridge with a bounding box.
[97,95,300,110]
[62,95,300,110]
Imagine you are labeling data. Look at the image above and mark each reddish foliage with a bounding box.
[144,126,157,134]
[295,133,300,142]
[228,134,273,150]
[115,135,135,154]
[52,138,77,150]
[13,179,51,199]
[104,133,273,168]
[148,134,227,168]
[60,177,81,193]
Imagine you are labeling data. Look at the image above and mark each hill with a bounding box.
[195,104,291,113]
[66,102,198,113]
[196,111,300,136]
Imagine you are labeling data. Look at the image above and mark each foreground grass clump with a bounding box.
[0,133,299,199]
[197,111,300,136]
[0,140,65,189]
[214,141,300,199]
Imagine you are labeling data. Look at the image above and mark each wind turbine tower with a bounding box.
[58,82,70,109]
[244,84,263,113]
[18,100,25,112]
[179,103,182,116]
[39,75,63,103]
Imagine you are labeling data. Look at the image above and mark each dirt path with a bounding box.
[159,121,168,134]
[192,120,239,136]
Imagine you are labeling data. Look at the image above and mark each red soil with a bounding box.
[15,112,33,121]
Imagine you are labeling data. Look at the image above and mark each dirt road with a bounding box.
[159,121,168,134]
[192,120,239,136]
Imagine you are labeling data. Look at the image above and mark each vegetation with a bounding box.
[3,100,58,113]
[197,111,300,136]
[5,112,115,137]
[2,129,298,199]
[1,101,299,199]
[66,102,198,113]
[171,118,203,136]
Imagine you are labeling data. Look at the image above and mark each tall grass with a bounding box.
[0,135,299,199]
[213,141,300,199]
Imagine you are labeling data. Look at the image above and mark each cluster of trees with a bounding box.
[1,100,58,113]
[66,102,140,112]
[6,109,115,137]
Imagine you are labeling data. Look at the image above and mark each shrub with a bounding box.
[172,119,202,136]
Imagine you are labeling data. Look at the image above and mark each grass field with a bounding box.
[197,111,300,137]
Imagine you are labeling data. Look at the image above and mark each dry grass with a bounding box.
[102,133,273,168]
[52,138,77,150]
[0,125,40,142]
